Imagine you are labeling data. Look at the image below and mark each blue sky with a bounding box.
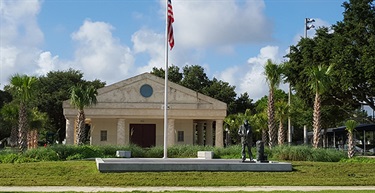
[1,0,346,101]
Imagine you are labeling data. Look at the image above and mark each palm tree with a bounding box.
[275,100,289,145]
[264,59,282,148]
[345,119,358,159]
[9,74,37,151]
[307,65,332,148]
[70,84,98,145]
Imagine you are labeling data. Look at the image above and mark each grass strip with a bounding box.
[1,191,375,193]
[0,161,375,186]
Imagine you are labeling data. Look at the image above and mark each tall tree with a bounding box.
[307,65,333,148]
[286,0,375,124]
[69,84,98,145]
[264,59,282,148]
[9,74,37,151]
[345,119,358,158]
[332,0,375,113]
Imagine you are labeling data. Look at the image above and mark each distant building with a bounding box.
[63,73,227,147]
[307,124,375,154]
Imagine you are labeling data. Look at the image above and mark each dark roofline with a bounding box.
[333,124,375,133]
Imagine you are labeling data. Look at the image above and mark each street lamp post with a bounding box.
[305,18,315,38]
[302,17,315,145]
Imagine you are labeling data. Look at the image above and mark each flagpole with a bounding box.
[163,0,169,159]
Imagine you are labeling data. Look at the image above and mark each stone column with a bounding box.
[197,122,204,145]
[215,120,224,147]
[304,125,308,144]
[117,119,125,145]
[167,119,175,147]
[205,121,213,146]
[65,118,74,145]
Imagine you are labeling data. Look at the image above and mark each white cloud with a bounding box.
[131,29,165,74]
[171,0,272,48]
[0,0,43,86]
[218,46,285,101]
[70,20,134,84]
[36,52,59,75]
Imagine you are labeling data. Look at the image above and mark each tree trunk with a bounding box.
[262,127,268,145]
[313,93,321,148]
[10,125,18,147]
[27,129,38,149]
[75,110,86,145]
[347,132,355,158]
[278,119,285,145]
[267,89,277,148]
[18,102,28,152]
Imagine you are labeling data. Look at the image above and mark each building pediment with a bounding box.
[97,73,220,105]
[63,73,227,119]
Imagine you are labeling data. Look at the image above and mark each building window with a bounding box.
[177,131,184,142]
[100,130,107,141]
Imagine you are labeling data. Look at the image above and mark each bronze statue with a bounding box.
[238,120,253,162]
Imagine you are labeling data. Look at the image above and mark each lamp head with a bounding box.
[306,24,315,30]
[306,18,315,23]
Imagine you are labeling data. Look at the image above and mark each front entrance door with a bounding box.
[129,124,156,148]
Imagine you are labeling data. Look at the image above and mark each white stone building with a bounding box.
[63,73,227,147]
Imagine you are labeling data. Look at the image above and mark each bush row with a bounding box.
[0,144,353,163]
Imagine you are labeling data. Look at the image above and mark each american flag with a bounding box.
[168,0,174,50]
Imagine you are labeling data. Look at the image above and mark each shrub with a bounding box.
[145,146,163,158]
[0,144,351,163]
[0,153,19,163]
[23,148,59,161]
[271,145,346,162]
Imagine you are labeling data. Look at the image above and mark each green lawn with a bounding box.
[0,161,375,186]
[2,191,375,193]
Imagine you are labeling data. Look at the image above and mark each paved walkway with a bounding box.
[1,186,375,192]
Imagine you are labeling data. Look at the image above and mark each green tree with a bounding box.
[308,65,333,148]
[69,84,98,145]
[286,0,375,124]
[264,59,282,148]
[202,78,236,113]
[151,64,239,115]
[28,108,48,148]
[151,65,183,83]
[0,103,19,147]
[9,74,37,151]
[231,92,255,115]
[332,0,375,114]
[34,69,105,143]
[0,89,12,109]
[181,65,210,93]
[252,110,268,145]
[345,119,358,158]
